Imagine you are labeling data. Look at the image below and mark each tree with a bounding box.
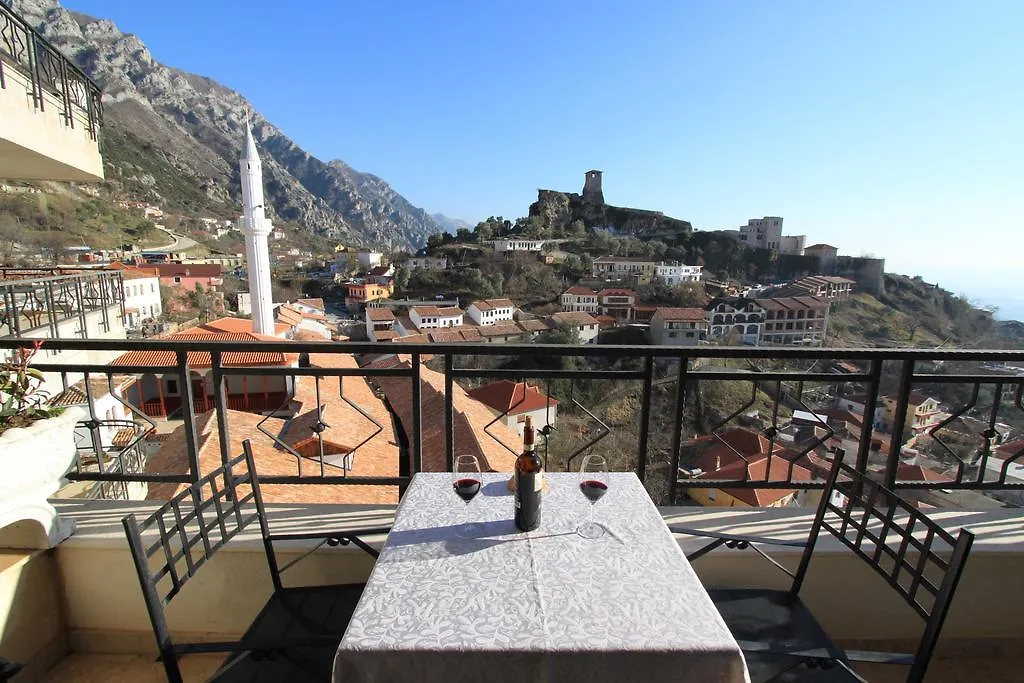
[394,266,411,293]
[455,227,473,243]
[0,215,20,265]
[674,282,706,307]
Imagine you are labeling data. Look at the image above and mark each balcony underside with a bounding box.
[0,137,102,182]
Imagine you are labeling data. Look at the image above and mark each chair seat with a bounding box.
[210,583,366,682]
[708,588,857,683]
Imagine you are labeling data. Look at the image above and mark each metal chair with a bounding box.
[122,440,390,682]
[673,455,974,683]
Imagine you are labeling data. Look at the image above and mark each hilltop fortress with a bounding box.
[528,170,693,238]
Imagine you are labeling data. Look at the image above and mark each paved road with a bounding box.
[147,227,198,253]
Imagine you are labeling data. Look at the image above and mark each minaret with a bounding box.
[240,120,275,335]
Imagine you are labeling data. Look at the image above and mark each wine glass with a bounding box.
[452,454,483,537]
[577,454,609,539]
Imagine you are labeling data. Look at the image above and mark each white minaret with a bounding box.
[240,119,275,335]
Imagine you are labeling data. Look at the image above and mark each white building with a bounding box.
[737,217,805,255]
[406,256,448,270]
[706,299,766,345]
[546,311,600,344]
[358,250,384,269]
[560,287,600,314]
[116,265,162,329]
[466,299,516,326]
[410,305,464,330]
[492,239,546,255]
[654,263,703,286]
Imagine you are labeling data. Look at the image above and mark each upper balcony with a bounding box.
[0,2,104,181]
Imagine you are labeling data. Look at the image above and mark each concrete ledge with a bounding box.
[46,500,1024,657]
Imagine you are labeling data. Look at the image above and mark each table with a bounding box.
[334,472,750,683]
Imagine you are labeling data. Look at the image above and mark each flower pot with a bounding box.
[0,406,85,549]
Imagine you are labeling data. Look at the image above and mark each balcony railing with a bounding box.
[0,271,125,338]
[2,337,1023,506]
[0,1,104,139]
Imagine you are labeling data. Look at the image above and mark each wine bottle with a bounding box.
[514,416,543,531]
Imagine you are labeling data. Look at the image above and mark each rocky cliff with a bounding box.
[9,0,441,249]
[528,189,692,238]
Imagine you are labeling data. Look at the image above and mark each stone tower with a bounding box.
[582,169,604,204]
[240,122,275,336]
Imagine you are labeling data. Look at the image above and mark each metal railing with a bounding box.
[0,271,125,338]
[0,1,104,139]
[1,337,1022,506]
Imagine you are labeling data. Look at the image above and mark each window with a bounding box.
[166,379,178,394]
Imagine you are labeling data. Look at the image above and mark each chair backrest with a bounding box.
[792,456,975,683]
[122,450,267,683]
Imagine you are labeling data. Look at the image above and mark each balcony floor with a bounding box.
[39,653,1024,682]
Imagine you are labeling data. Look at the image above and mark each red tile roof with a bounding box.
[654,307,706,322]
[548,311,598,327]
[468,380,559,415]
[295,298,325,311]
[109,329,296,368]
[202,317,292,337]
[564,287,598,296]
[367,307,396,322]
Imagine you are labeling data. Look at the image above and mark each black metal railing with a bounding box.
[0,271,125,339]
[1,337,1023,507]
[0,1,103,139]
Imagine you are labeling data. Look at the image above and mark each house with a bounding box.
[468,380,558,437]
[833,393,886,431]
[680,428,815,507]
[880,392,944,436]
[754,296,830,346]
[107,324,298,418]
[406,256,448,270]
[368,355,521,472]
[466,299,516,326]
[560,287,600,314]
[277,302,331,340]
[591,256,656,285]
[654,263,703,286]
[597,288,635,321]
[705,298,766,345]
[368,264,395,286]
[546,311,600,344]
[365,307,397,341]
[649,308,707,346]
[144,206,163,219]
[477,322,527,344]
[516,318,550,340]
[357,250,384,269]
[344,280,393,313]
[108,263,161,329]
[409,306,464,330]
[152,263,224,293]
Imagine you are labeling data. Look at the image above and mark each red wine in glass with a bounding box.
[580,479,608,503]
[454,478,482,503]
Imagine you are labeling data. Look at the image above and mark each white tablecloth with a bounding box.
[334,472,749,683]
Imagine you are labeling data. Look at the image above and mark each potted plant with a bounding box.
[0,341,84,548]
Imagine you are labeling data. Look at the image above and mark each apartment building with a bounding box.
[754,296,830,346]
[597,288,636,321]
[705,298,766,345]
[654,263,703,285]
[560,287,600,314]
[466,299,516,326]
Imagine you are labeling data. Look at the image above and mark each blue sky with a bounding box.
[65,1,1024,316]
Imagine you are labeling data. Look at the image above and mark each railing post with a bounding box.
[177,351,201,483]
[81,372,104,480]
[668,356,689,504]
[885,359,916,490]
[636,355,654,483]
[411,352,422,479]
[444,353,455,472]
[210,351,231,467]
[854,359,882,478]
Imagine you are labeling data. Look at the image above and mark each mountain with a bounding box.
[430,214,474,235]
[10,0,443,249]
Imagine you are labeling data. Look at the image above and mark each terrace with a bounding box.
[1,337,1023,681]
